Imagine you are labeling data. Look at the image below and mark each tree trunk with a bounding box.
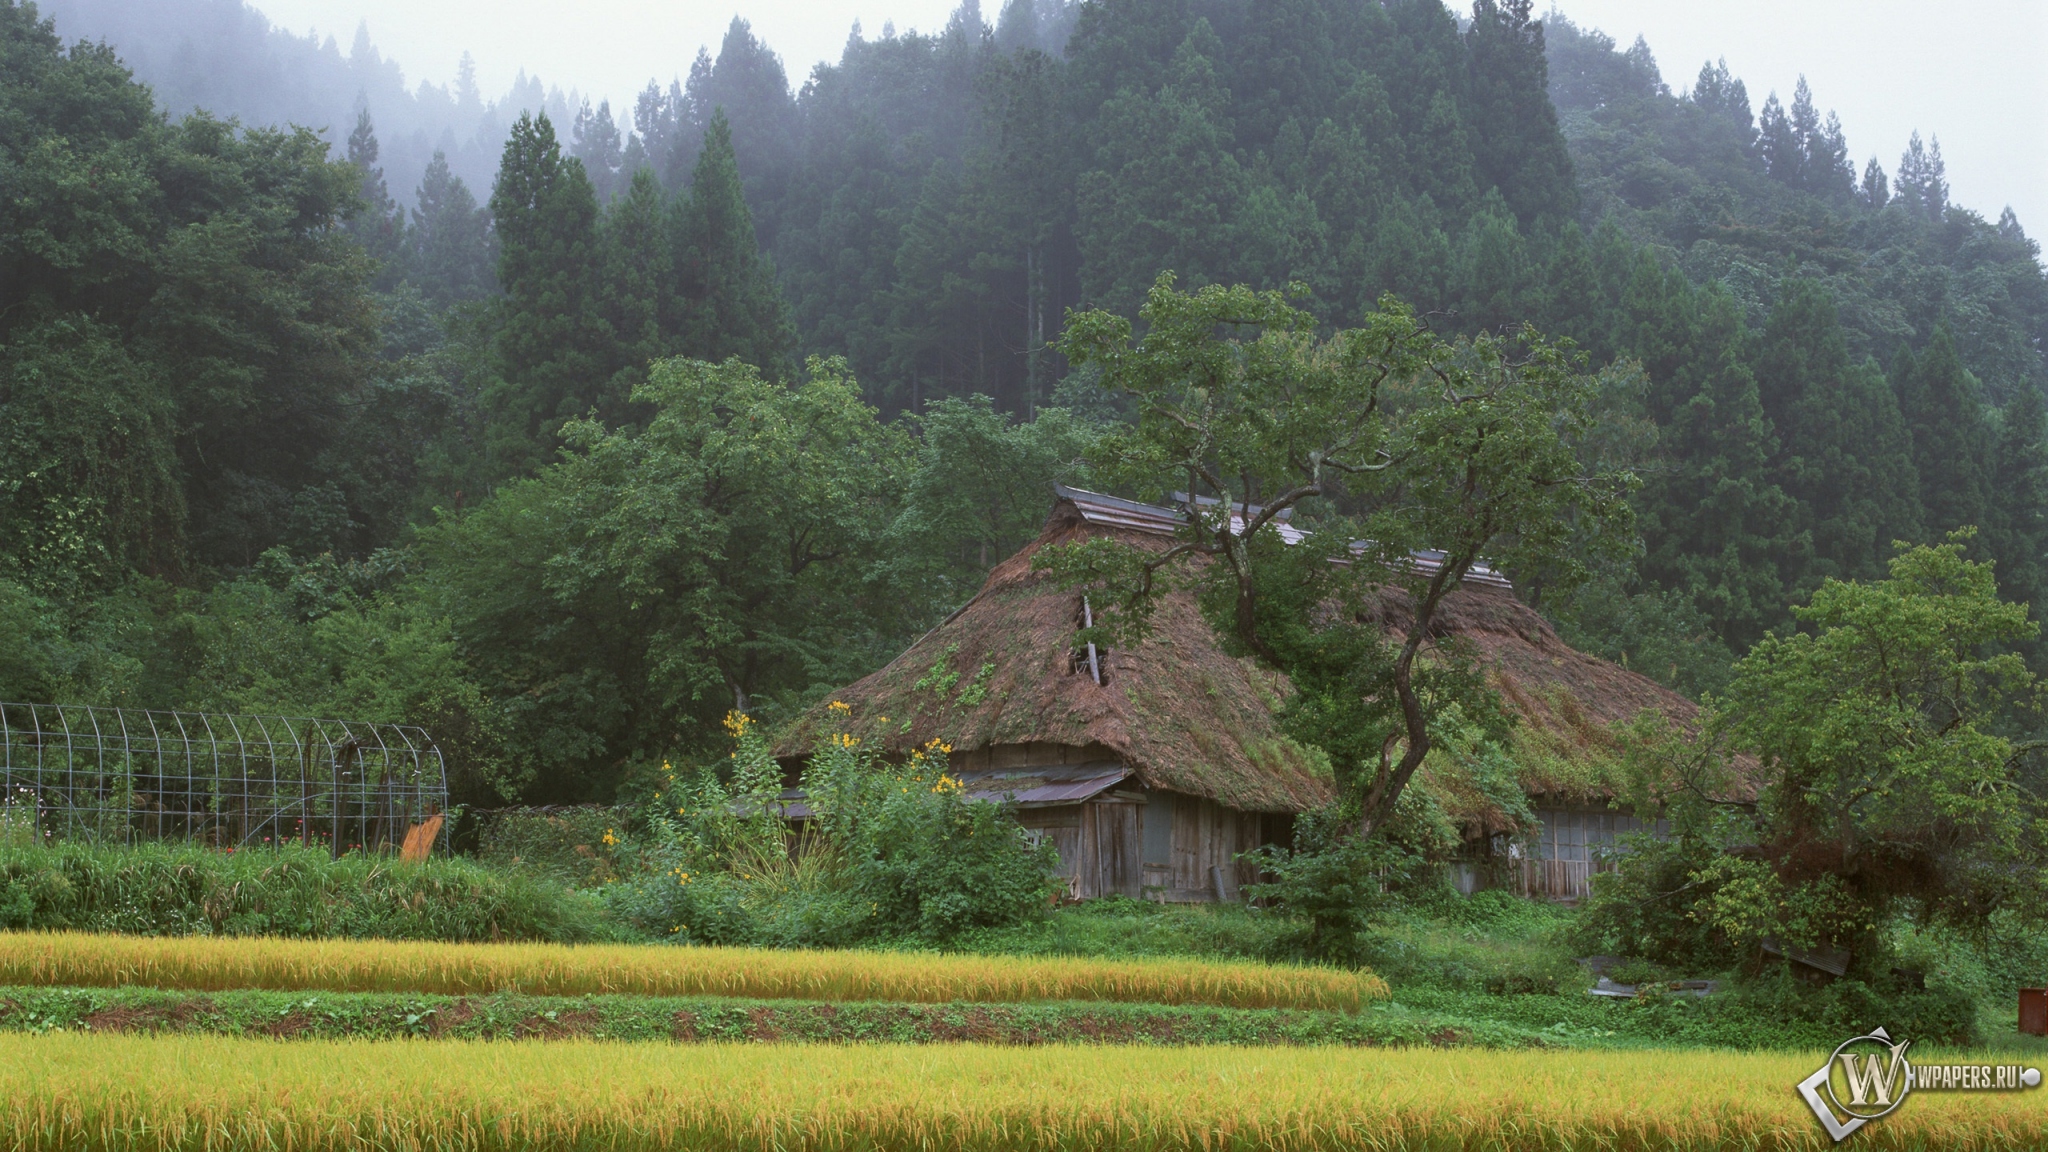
[1356,560,1467,837]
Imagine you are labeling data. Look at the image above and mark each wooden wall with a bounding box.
[1140,791,1282,902]
[1015,799,1140,899]
[1012,790,1287,901]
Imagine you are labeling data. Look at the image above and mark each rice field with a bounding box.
[6,1033,2042,1151]
[0,931,1380,1011]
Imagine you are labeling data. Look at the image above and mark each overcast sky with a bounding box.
[251,0,2047,233]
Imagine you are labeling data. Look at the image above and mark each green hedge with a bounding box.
[0,843,622,943]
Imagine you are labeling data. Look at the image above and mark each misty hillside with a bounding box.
[32,0,583,208]
[4,0,2047,802]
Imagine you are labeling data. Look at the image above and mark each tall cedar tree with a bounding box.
[1893,324,1993,538]
[408,150,495,308]
[1753,279,1921,591]
[669,109,794,373]
[1632,279,1799,652]
[489,111,614,473]
[1462,0,1577,226]
[344,108,405,290]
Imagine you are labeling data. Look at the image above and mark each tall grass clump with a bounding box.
[4,1034,2042,1150]
[0,932,1383,1010]
[0,842,619,943]
[606,711,1058,946]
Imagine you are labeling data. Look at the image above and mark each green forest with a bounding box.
[3,0,2044,816]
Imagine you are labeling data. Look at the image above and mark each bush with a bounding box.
[475,806,630,889]
[606,711,1059,946]
[952,896,1307,963]
[0,841,621,942]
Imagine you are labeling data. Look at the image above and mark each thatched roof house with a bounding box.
[782,486,1702,901]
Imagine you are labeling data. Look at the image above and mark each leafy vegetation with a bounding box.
[0,843,616,943]
[605,711,1058,946]
[1578,538,2046,986]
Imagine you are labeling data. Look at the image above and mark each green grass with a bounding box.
[949,895,1308,961]
[0,842,621,943]
[955,891,1998,1051]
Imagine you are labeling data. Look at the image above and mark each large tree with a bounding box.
[1589,535,2046,974]
[488,111,614,473]
[1,2,379,576]
[1049,276,1636,836]
[407,150,495,309]
[668,110,794,373]
[423,355,908,800]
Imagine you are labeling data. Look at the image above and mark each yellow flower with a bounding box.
[878,715,888,723]
[828,700,852,714]
[601,829,619,847]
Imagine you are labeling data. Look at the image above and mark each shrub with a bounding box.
[475,806,630,889]
[0,842,619,942]
[606,711,1058,946]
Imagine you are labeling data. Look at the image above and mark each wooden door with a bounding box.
[1089,800,1142,898]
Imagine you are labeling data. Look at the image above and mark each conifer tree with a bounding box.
[668,109,794,372]
[344,108,405,289]
[408,151,495,308]
[1690,58,1753,134]
[1988,385,2048,608]
[1753,279,1923,588]
[571,99,626,204]
[1893,324,1992,538]
[1859,158,1889,210]
[1894,131,1949,221]
[599,166,672,419]
[489,111,614,471]
[1462,0,1577,225]
[1637,284,1797,649]
[1073,20,1246,313]
[686,19,800,237]
[1757,92,1800,186]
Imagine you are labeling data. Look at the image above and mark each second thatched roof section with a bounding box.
[779,487,1707,816]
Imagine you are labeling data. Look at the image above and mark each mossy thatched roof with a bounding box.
[781,491,1706,817]
[777,500,1333,812]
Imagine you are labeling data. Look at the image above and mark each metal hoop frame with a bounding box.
[0,703,447,856]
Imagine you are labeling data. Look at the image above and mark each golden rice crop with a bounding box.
[0,931,1381,1011]
[5,1033,2042,1151]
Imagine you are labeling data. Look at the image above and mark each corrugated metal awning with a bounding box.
[1055,484,1510,588]
[958,762,1131,806]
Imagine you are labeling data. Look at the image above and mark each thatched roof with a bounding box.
[1362,583,1701,797]
[778,496,1333,812]
[780,488,1703,816]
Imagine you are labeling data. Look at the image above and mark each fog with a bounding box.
[1553,0,2046,254]
[238,0,2044,230]
[32,0,2041,231]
